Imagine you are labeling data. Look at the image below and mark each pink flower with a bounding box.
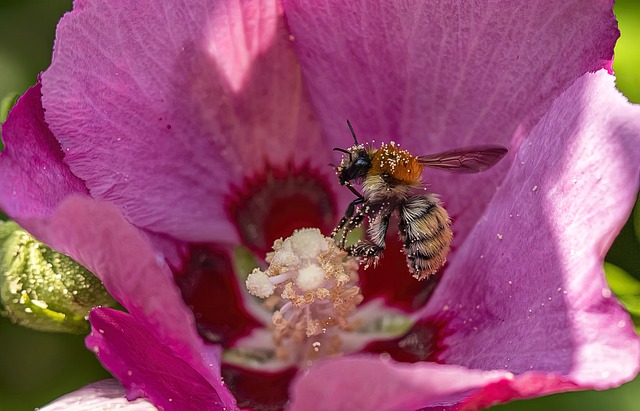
[2,0,639,410]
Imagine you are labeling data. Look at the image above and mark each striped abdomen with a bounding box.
[398,194,452,280]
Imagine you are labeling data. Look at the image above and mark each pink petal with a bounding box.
[290,355,585,410]
[284,0,619,241]
[86,308,230,411]
[458,373,579,410]
[0,82,87,233]
[23,196,236,408]
[289,357,512,410]
[39,379,157,411]
[41,0,332,243]
[424,71,640,390]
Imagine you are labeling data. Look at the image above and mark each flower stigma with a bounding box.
[245,228,363,365]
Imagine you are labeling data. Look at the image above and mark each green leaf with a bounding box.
[605,262,640,296]
[0,91,19,124]
[618,295,640,317]
[0,221,117,334]
[0,91,20,149]
[605,263,640,335]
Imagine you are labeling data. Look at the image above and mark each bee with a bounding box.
[331,121,508,280]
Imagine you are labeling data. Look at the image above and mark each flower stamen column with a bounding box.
[246,228,362,365]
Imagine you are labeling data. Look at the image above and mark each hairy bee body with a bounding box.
[348,168,453,280]
[398,194,452,279]
[332,122,507,281]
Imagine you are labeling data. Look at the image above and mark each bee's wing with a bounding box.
[417,145,508,174]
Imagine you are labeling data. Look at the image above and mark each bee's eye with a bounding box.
[355,157,369,167]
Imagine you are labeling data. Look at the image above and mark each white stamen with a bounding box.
[246,269,276,298]
[270,240,300,267]
[289,228,329,259]
[296,264,326,291]
[244,228,362,365]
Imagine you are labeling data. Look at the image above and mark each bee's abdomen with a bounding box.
[399,195,452,280]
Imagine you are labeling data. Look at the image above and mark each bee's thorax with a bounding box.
[369,142,424,185]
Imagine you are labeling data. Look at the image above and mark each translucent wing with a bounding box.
[417,145,508,174]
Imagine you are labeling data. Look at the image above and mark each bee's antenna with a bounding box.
[333,147,352,162]
[346,119,358,145]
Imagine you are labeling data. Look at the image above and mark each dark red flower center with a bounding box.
[359,229,442,311]
[222,365,297,411]
[363,317,447,363]
[225,164,337,254]
[174,245,262,347]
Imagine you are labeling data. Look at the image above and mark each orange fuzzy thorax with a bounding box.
[368,142,424,184]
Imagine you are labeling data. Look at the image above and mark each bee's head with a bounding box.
[332,120,371,185]
[334,147,372,185]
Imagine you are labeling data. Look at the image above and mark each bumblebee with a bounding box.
[332,121,508,280]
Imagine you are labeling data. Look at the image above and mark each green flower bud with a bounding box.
[0,221,116,334]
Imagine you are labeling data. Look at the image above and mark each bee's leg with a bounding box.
[332,197,365,243]
[332,182,366,244]
[339,207,366,250]
[337,198,364,232]
[348,212,391,267]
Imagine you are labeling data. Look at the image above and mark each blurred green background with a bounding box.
[0,0,638,410]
